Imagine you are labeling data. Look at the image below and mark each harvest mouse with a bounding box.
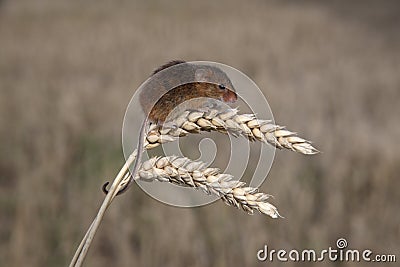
[103,60,237,195]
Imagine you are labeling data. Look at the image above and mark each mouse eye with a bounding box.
[218,84,226,90]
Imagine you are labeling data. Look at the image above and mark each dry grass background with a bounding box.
[1,0,399,266]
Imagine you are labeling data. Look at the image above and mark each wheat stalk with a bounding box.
[137,156,280,218]
[69,151,137,267]
[144,108,319,155]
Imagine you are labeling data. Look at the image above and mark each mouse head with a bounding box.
[194,65,238,103]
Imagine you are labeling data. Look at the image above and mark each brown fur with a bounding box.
[140,60,237,123]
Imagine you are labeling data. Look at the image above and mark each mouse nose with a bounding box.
[222,90,238,103]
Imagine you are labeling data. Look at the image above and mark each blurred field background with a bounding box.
[1,0,399,266]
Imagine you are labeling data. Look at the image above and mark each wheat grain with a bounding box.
[137,155,280,218]
[144,108,319,155]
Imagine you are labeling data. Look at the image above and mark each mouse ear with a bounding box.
[195,68,213,82]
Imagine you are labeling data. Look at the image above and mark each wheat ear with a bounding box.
[145,108,319,155]
[137,156,280,218]
[70,108,306,265]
